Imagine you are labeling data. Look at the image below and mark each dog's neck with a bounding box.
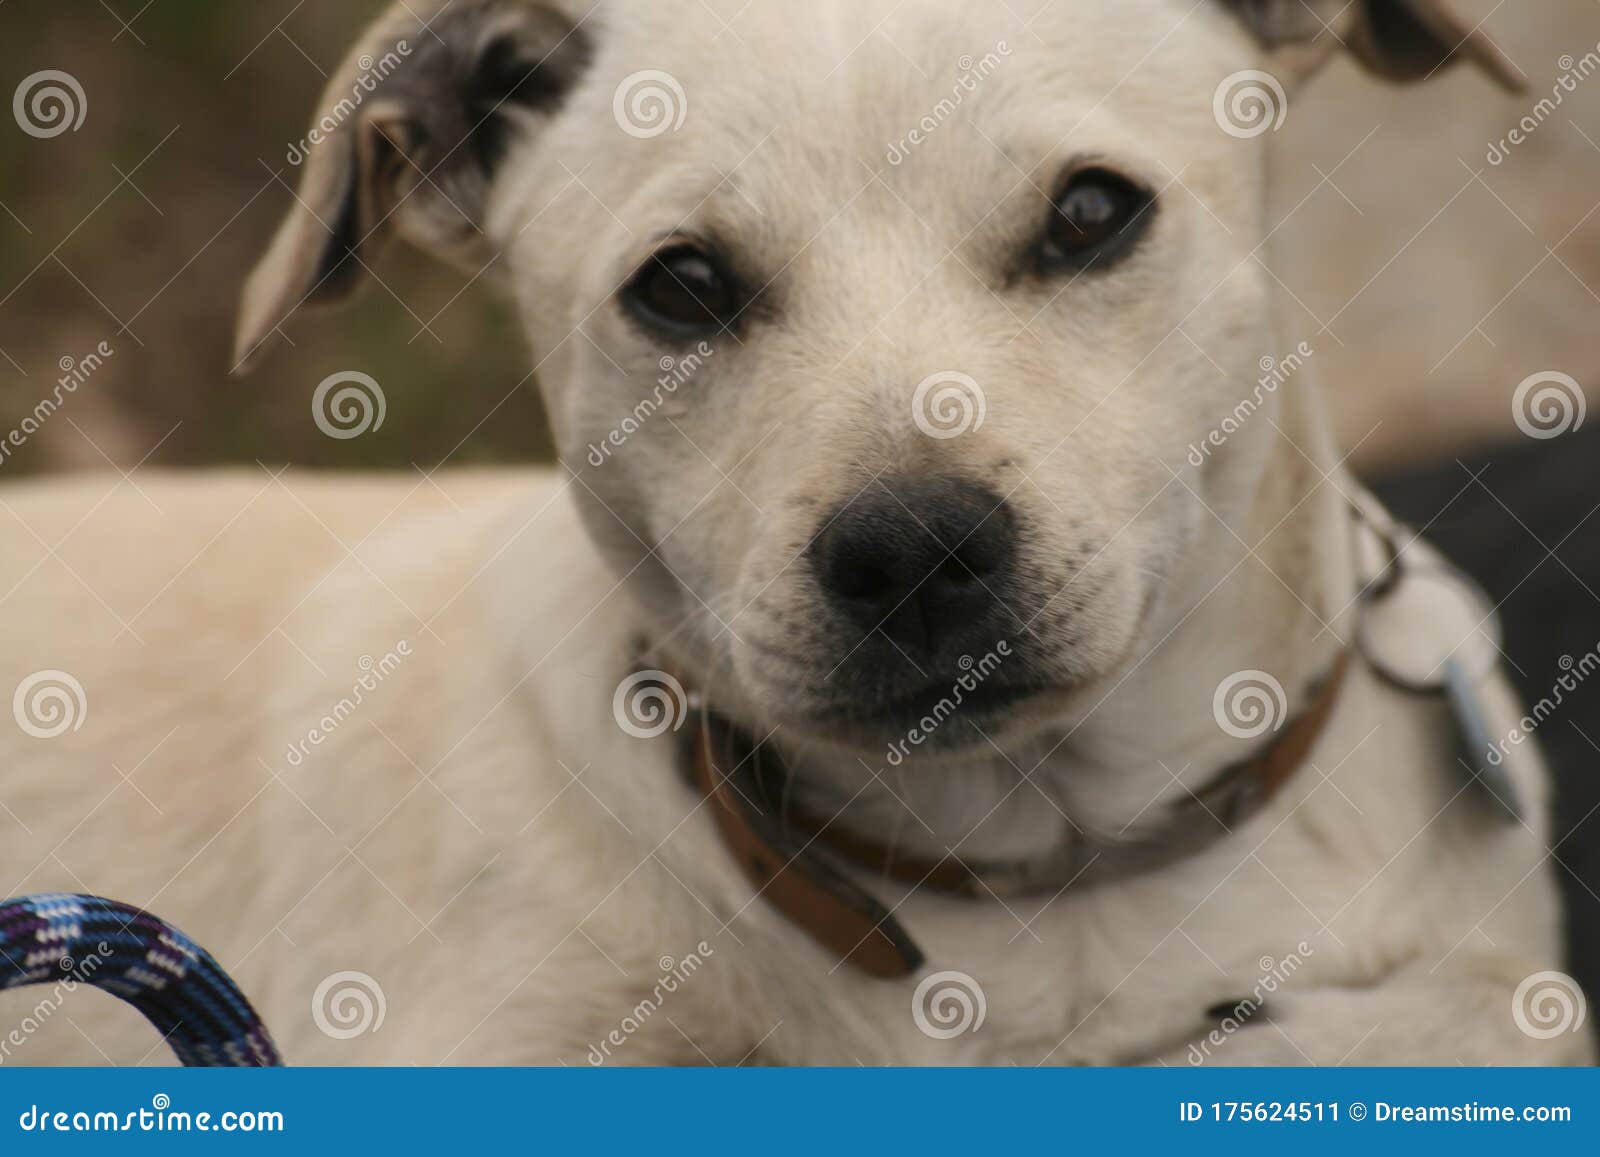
[760,374,1357,870]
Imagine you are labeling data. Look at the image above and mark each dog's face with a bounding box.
[544,0,1272,752]
[240,0,1514,757]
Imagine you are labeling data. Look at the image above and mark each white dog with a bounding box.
[2,0,1592,1066]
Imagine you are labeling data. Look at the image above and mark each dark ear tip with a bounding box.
[229,330,269,377]
[1483,58,1530,97]
[1225,0,1531,95]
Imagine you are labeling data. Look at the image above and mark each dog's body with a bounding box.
[1,0,1592,1065]
[0,468,1583,1065]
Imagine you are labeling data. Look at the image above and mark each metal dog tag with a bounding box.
[1357,555,1523,823]
[1443,656,1523,824]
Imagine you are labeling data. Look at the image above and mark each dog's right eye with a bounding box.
[621,246,738,337]
[1039,167,1153,272]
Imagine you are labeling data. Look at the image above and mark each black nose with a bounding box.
[812,478,1014,653]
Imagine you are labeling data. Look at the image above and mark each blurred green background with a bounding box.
[0,1,553,475]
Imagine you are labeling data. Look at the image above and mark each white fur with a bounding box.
[0,0,1588,1066]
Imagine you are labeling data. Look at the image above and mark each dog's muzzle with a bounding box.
[810,475,1015,659]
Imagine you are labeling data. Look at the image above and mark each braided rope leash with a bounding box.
[0,893,283,1066]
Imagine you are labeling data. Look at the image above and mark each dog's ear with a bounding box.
[234,0,593,369]
[1219,0,1524,92]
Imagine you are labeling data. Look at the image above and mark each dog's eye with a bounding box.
[622,245,738,336]
[1040,168,1152,270]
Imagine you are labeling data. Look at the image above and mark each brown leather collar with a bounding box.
[685,652,1351,979]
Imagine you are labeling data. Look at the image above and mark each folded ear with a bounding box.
[234,0,593,369]
[1219,0,1524,92]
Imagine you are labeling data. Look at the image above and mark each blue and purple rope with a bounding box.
[0,893,282,1066]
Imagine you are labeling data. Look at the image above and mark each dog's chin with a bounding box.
[777,678,1056,759]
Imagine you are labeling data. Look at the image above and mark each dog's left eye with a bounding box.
[621,245,739,337]
[1040,168,1153,271]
